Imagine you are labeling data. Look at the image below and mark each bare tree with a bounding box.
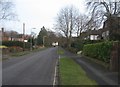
[86,0,120,40]
[86,0,120,19]
[0,0,16,20]
[87,0,120,29]
[75,14,89,37]
[56,6,79,47]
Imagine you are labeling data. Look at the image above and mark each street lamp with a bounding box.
[30,28,36,51]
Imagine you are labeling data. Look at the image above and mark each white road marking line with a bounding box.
[53,55,60,86]
[53,66,57,86]
[53,59,58,86]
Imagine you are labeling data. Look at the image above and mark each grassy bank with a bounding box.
[1,48,47,61]
[59,57,97,85]
[10,47,46,57]
[10,51,30,57]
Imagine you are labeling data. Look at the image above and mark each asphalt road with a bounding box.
[2,47,58,85]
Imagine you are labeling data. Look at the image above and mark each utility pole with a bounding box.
[23,23,25,51]
[1,28,4,41]
[30,31,32,51]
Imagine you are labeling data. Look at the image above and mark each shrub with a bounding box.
[2,41,23,47]
[67,47,77,53]
[83,41,113,63]
[8,46,23,53]
[71,39,103,51]
[2,41,31,49]
[71,41,84,51]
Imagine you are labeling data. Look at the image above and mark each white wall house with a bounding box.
[52,42,58,46]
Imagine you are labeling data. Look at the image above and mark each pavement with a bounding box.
[60,48,119,86]
[2,47,58,85]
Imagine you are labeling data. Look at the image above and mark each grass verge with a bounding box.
[2,47,47,61]
[10,51,30,57]
[57,49,64,55]
[59,57,98,85]
[10,47,47,57]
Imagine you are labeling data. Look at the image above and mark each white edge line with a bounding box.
[53,65,57,86]
[53,55,60,86]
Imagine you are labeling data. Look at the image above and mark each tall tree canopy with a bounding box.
[87,0,120,19]
[37,26,47,46]
[86,0,120,40]
[56,6,79,47]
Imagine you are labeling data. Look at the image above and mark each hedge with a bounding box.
[2,41,31,49]
[83,41,113,63]
[71,39,103,51]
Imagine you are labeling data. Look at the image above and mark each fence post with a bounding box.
[110,41,119,72]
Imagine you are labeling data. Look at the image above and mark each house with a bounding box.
[80,16,120,40]
[102,16,120,40]
[0,28,31,42]
[80,29,102,40]
[52,42,58,47]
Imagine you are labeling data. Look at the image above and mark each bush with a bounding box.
[71,39,103,51]
[67,47,77,53]
[2,41,23,47]
[2,41,31,49]
[83,41,113,63]
[8,46,23,53]
[71,41,84,51]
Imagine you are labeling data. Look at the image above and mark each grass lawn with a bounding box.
[59,57,98,85]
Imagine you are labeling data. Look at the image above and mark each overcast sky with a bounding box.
[1,0,86,35]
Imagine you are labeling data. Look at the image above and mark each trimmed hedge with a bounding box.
[71,39,103,51]
[2,41,31,49]
[83,41,113,63]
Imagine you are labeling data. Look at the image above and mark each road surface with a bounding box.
[2,47,58,85]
